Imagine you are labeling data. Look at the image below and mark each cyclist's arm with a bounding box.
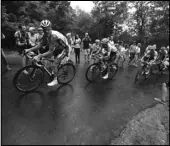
[57,39,69,55]
[27,43,42,52]
[150,52,158,64]
[103,50,111,60]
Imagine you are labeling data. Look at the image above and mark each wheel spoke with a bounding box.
[57,64,75,84]
[14,66,44,92]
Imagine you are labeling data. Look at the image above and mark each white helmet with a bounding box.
[95,39,100,43]
[40,20,51,28]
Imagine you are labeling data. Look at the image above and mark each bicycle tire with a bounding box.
[134,69,144,84]
[85,63,101,82]
[13,65,44,93]
[108,63,118,79]
[57,63,76,84]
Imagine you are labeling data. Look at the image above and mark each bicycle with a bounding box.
[85,54,118,82]
[134,60,153,84]
[13,51,76,93]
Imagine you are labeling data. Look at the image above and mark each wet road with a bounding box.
[2,51,169,145]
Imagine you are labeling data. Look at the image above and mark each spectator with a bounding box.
[117,41,126,67]
[128,41,137,66]
[134,43,141,67]
[73,34,81,64]
[82,32,91,63]
[109,36,114,46]
[14,24,30,73]
[37,27,44,43]
[1,33,11,71]
[14,24,29,55]
[27,27,39,54]
[66,32,74,57]
[154,81,169,104]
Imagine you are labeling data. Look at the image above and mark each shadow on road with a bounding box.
[15,91,47,118]
[47,84,74,99]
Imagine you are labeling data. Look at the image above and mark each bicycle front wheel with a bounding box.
[57,63,76,84]
[134,68,145,84]
[13,65,44,92]
[85,63,101,82]
[108,63,118,79]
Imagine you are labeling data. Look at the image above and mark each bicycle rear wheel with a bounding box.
[57,63,76,84]
[13,65,44,92]
[85,63,101,82]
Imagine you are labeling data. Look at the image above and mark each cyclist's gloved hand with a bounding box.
[25,49,30,54]
[33,55,41,62]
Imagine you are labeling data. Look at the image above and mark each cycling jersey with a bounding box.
[158,49,168,61]
[143,50,158,62]
[39,30,69,57]
[108,42,117,52]
[91,43,101,54]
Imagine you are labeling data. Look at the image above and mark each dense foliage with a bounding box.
[1,1,169,51]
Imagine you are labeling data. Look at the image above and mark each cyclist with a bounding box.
[158,47,169,70]
[25,20,70,86]
[141,45,158,74]
[98,38,116,79]
[90,39,101,63]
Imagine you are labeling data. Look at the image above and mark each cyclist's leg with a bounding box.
[47,49,63,86]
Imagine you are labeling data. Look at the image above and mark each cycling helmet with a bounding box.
[95,39,100,43]
[40,20,51,28]
[101,38,109,44]
[38,27,43,31]
[29,27,35,32]
[161,46,166,50]
[153,44,156,50]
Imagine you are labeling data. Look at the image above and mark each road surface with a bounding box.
[1,51,169,145]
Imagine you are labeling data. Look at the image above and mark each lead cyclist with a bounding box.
[25,20,70,86]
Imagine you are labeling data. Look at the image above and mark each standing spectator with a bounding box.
[14,24,29,55]
[82,33,91,63]
[128,41,137,66]
[37,27,44,43]
[109,36,114,46]
[14,24,29,73]
[134,43,141,67]
[1,33,11,71]
[27,27,39,54]
[117,41,126,67]
[66,33,74,57]
[73,34,81,64]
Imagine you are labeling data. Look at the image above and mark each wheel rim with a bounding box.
[86,64,100,82]
[109,64,118,79]
[57,64,75,84]
[135,70,143,82]
[15,66,44,92]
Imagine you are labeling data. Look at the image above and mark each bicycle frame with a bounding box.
[25,52,61,78]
